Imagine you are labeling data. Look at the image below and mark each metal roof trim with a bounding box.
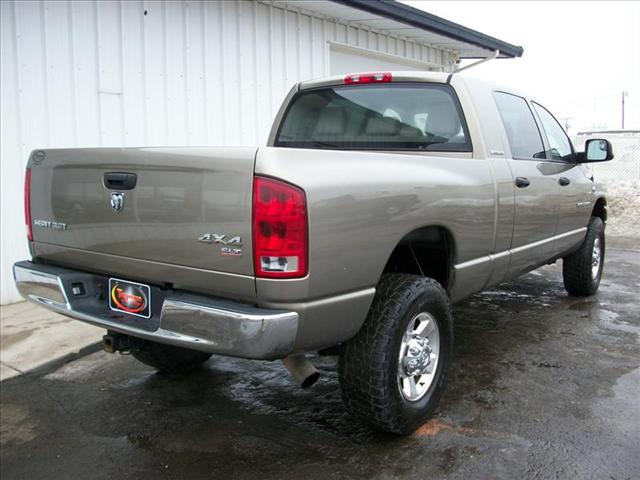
[330,0,524,59]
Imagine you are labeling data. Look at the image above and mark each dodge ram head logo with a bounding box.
[198,233,243,256]
[110,192,124,212]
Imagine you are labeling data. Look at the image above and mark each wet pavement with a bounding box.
[1,243,639,479]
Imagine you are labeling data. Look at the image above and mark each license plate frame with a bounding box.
[108,277,152,319]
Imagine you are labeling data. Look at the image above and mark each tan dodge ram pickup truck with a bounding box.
[14,71,613,434]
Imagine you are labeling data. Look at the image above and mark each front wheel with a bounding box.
[563,216,605,296]
[338,274,453,435]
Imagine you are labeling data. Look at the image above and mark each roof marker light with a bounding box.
[344,72,392,85]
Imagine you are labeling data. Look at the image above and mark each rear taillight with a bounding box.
[253,176,308,278]
[344,71,392,84]
[24,169,32,241]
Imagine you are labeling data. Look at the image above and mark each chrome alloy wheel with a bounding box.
[592,237,602,280]
[398,312,440,402]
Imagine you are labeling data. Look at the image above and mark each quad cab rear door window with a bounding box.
[275,84,471,152]
[494,91,547,160]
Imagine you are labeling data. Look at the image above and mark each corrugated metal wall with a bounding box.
[0,0,454,304]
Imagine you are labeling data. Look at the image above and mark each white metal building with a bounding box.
[0,0,522,303]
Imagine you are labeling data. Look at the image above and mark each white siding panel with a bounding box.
[97,0,124,145]
[71,0,101,146]
[165,1,188,145]
[283,8,297,93]
[268,5,287,113]
[238,0,257,145]
[185,0,207,145]
[254,2,273,143]
[14,1,49,149]
[143,0,168,145]
[43,1,76,147]
[299,14,312,81]
[121,0,147,145]
[221,1,239,145]
[202,1,223,145]
[0,0,453,303]
[1,0,30,304]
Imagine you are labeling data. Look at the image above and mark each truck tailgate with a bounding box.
[28,147,257,298]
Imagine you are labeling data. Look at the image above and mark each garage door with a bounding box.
[329,42,439,75]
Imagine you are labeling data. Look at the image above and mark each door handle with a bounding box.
[559,177,571,186]
[103,172,137,190]
[515,176,530,188]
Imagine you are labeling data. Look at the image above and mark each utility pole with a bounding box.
[622,91,628,129]
[559,117,571,133]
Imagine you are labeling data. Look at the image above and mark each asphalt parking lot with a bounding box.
[1,242,638,480]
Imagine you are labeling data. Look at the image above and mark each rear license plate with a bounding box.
[109,278,151,319]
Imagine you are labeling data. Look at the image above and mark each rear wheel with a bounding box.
[131,341,212,374]
[563,216,605,296]
[339,274,453,435]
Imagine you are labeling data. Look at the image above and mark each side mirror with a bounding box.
[579,139,614,163]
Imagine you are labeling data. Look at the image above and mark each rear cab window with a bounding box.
[275,84,471,152]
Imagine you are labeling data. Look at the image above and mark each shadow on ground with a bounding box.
[1,247,639,479]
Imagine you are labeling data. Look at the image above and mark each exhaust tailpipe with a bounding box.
[282,354,320,388]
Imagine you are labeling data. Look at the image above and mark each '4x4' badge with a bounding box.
[198,233,243,256]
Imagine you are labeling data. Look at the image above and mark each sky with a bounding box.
[403,1,640,134]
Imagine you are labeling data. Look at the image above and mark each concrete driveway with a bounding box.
[0,302,101,381]
[1,243,638,479]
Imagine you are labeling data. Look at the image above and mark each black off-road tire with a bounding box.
[338,274,453,435]
[563,216,605,296]
[131,341,212,374]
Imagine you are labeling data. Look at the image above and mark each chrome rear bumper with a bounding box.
[13,261,298,359]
